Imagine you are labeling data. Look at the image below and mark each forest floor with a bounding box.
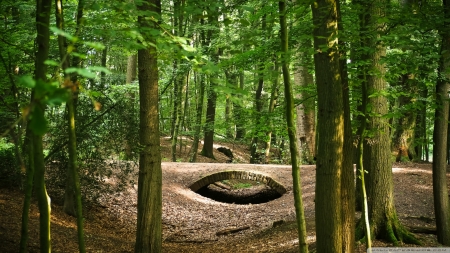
[0,136,447,252]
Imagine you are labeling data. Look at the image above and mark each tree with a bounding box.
[54,0,86,251]
[134,0,162,251]
[279,1,308,252]
[28,0,53,251]
[311,0,344,251]
[432,0,450,245]
[200,2,221,159]
[355,0,419,245]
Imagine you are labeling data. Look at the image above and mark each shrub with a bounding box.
[0,138,20,187]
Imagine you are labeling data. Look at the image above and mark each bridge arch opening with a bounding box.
[189,171,286,205]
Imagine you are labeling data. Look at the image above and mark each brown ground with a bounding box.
[0,137,445,252]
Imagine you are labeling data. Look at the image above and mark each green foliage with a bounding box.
[0,138,19,187]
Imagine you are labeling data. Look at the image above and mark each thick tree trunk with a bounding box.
[279,2,308,252]
[311,0,343,251]
[32,0,53,251]
[294,39,315,165]
[392,75,417,162]
[134,0,162,251]
[357,0,418,244]
[337,0,355,249]
[433,0,450,242]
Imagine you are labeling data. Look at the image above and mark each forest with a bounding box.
[0,0,449,252]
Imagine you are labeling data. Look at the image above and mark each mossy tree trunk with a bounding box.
[311,0,344,250]
[392,74,417,162]
[134,0,163,251]
[54,0,86,251]
[356,0,419,245]
[63,0,85,217]
[337,0,355,250]
[32,0,53,251]
[279,2,308,252]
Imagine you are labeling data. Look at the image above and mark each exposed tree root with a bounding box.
[356,216,421,246]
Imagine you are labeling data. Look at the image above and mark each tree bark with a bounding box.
[63,0,85,217]
[54,0,86,251]
[392,74,417,162]
[294,38,315,165]
[433,0,450,243]
[33,0,53,251]
[337,0,355,250]
[356,0,418,245]
[234,70,246,140]
[311,0,344,251]
[134,0,162,251]
[264,60,280,163]
[201,7,220,159]
[279,2,308,252]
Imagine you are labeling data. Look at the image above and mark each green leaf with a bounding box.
[241,6,254,12]
[19,76,36,88]
[239,18,250,26]
[29,106,48,135]
[65,67,97,79]
[46,89,69,106]
[84,41,105,50]
[50,27,78,42]
[44,60,60,66]
[87,66,111,74]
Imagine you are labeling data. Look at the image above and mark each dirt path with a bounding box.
[0,160,444,252]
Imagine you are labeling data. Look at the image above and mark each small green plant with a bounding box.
[233,183,253,189]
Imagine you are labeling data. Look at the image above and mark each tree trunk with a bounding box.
[337,0,355,250]
[279,2,308,252]
[311,0,344,251]
[357,0,418,244]
[134,0,162,251]
[189,72,205,162]
[234,70,246,140]
[294,39,315,165]
[201,8,220,159]
[32,0,53,251]
[250,14,267,164]
[225,70,236,139]
[264,60,280,163]
[433,0,450,242]
[414,86,427,161]
[189,18,206,163]
[64,0,85,217]
[124,54,138,160]
[54,0,86,251]
[392,74,417,162]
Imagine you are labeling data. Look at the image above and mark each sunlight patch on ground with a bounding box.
[392,167,432,174]
[280,235,316,247]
